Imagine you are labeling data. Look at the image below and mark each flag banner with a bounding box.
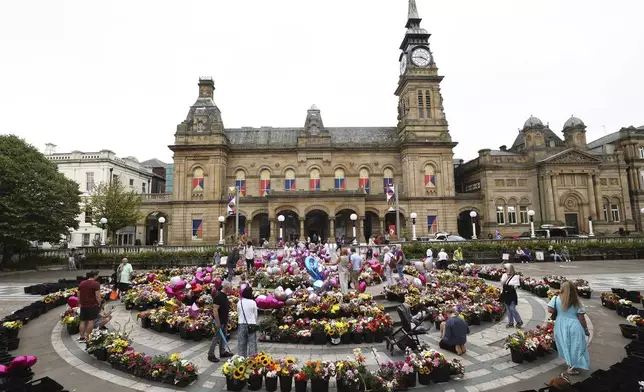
[334,178,345,190]
[359,178,370,194]
[386,185,396,204]
[285,179,296,191]
[192,177,204,192]
[383,177,393,193]
[427,216,437,233]
[235,179,246,196]
[310,178,320,191]
[260,179,271,196]
[227,187,236,215]
[192,219,203,240]
[424,174,436,188]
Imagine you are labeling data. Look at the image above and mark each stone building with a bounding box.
[139,0,642,245]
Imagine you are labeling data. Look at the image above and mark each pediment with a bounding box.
[539,149,601,165]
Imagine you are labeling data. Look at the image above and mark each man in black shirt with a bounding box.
[208,281,234,362]
[227,246,239,282]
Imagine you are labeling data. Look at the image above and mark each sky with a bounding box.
[1,0,643,164]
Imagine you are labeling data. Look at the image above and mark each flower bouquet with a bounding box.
[222,355,248,391]
[174,358,198,387]
[302,360,336,392]
[1,321,22,339]
[421,350,450,383]
[294,371,308,392]
[277,357,298,392]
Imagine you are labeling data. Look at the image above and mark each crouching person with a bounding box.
[439,307,469,355]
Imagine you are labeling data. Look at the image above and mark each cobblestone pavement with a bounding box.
[3,260,643,392]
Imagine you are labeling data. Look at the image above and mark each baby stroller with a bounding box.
[385,304,431,355]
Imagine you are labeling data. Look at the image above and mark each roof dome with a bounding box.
[523,116,544,129]
[563,116,585,129]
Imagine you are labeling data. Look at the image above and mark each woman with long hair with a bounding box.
[548,281,590,376]
[338,248,351,293]
[237,286,258,357]
[501,264,523,328]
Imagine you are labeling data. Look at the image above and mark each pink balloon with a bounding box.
[175,280,186,290]
[206,267,213,273]
[0,364,7,375]
[322,270,329,280]
[277,254,284,262]
[67,296,78,308]
[190,279,197,285]
[255,260,263,270]
[419,274,426,284]
[147,274,155,283]
[175,291,185,301]
[276,301,285,309]
[164,286,175,298]
[26,356,38,368]
[204,275,212,284]
[9,356,27,371]
[330,278,338,288]
[372,262,383,275]
[214,277,223,290]
[287,266,293,274]
[189,303,200,319]
[374,252,379,258]
[196,276,204,283]
[359,281,367,293]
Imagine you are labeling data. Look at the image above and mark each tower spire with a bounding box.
[408,0,420,20]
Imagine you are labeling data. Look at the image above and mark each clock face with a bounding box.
[400,55,407,74]
[412,48,431,67]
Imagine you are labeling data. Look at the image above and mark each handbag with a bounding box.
[499,275,515,303]
[240,300,259,333]
[550,296,558,321]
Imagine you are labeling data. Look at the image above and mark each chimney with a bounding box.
[44,143,57,155]
[499,145,507,151]
[198,77,215,99]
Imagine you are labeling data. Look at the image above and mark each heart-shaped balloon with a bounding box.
[204,275,212,284]
[175,291,185,301]
[419,274,426,285]
[67,296,78,308]
[190,279,197,286]
[189,303,200,319]
[25,356,37,368]
[170,276,181,287]
[214,277,223,289]
[330,278,338,288]
[147,274,155,283]
[0,364,7,375]
[359,281,367,293]
[164,286,175,298]
[277,254,284,262]
[9,356,27,371]
[206,267,213,273]
[175,280,187,290]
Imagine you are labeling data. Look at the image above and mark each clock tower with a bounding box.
[395,0,456,200]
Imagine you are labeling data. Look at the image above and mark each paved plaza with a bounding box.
[2,260,643,392]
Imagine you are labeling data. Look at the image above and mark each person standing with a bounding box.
[208,281,234,362]
[227,246,239,282]
[68,250,77,271]
[244,241,255,273]
[237,286,258,357]
[453,247,464,266]
[548,281,590,376]
[350,248,363,290]
[501,264,523,328]
[382,246,395,286]
[338,249,351,293]
[437,248,449,270]
[395,247,405,281]
[78,270,101,342]
[116,258,133,293]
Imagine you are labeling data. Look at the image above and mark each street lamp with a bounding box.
[218,216,225,245]
[469,211,478,240]
[99,217,107,246]
[158,217,166,246]
[410,212,417,241]
[528,209,536,238]
[588,216,595,237]
[350,213,358,245]
[278,215,285,240]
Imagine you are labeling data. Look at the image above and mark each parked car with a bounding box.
[429,234,467,242]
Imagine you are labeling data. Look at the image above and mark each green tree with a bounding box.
[86,180,143,242]
[0,135,82,265]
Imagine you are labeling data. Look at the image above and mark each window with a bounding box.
[192,168,204,192]
[383,168,394,193]
[427,216,438,234]
[235,170,246,196]
[424,164,436,189]
[260,169,271,196]
[192,219,203,240]
[611,204,620,222]
[142,183,146,193]
[496,206,505,224]
[507,206,517,224]
[425,90,431,119]
[640,147,644,159]
[84,207,92,223]
[417,90,424,119]
[112,174,118,183]
[359,169,370,194]
[85,172,94,192]
[519,206,528,224]
[309,169,320,191]
[285,169,296,191]
[603,203,609,221]
[82,233,90,246]
[334,168,345,191]
[129,179,134,187]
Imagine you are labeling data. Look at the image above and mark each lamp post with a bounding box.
[218,216,225,245]
[588,216,595,237]
[278,215,285,241]
[410,212,417,241]
[350,213,358,245]
[99,217,107,246]
[158,217,166,246]
[469,211,478,240]
[528,209,536,238]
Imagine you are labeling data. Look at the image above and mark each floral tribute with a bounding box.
[505,322,555,363]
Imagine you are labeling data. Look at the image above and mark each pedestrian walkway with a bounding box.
[0,284,43,301]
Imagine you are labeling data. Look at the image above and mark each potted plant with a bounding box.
[173,356,198,387]
[136,311,151,329]
[424,351,450,383]
[449,359,465,380]
[294,371,308,392]
[60,309,80,335]
[325,323,341,345]
[221,355,247,391]
[1,321,22,339]
[351,323,364,344]
[302,360,336,392]
[277,357,298,392]
[336,360,361,392]
[505,333,526,364]
[265,363,279,392]
[311,321,327,345]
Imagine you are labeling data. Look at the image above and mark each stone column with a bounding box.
[380,218,385,235]
[550,174,558,222]
[587,173,597,221]
[329,216,335,239]
[299,218,305,241]
[246,219,252,242]
[268,218,274,241]
[592,174,602,220]
[544,174,555,221]
[362,217,367,242]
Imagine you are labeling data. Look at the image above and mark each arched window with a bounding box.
[425,90,431,119]
[192,168,204,192]
[359,169,370,194]
[602,197,610,221]
[611,197,621,222]
[235,170,246,196]
[495,199,505,225]
[309,169,320,191]
[507,198,517,225]
[383,168,394,193]
[417,90,424,120]
[285,169,296,191]
[259,169,271,197]
[424,164,436,189]
[334,168,345,191]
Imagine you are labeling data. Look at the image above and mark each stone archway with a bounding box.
[251,213,270,244]
[305,210,329,243]
[384,210,407,239]
[562,194,583,234]
[335,209,358,244]
[277,210,300,242]
[225,215,247,243]
[457,210,480,239]
[145,211,169,245]
[364,211,380,241]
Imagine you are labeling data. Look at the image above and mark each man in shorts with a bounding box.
[78,270,102,342]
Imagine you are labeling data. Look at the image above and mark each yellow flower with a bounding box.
[170,353,180,362]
